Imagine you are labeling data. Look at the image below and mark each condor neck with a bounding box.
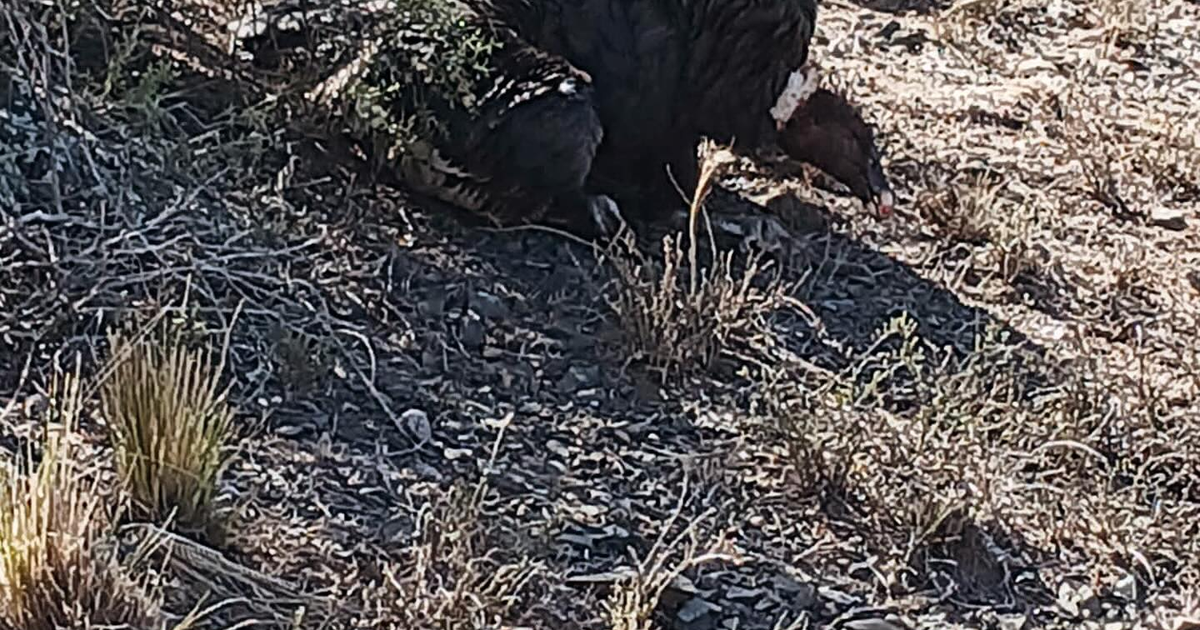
[680,0,817,149]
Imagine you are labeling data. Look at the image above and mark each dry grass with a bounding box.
[603,149,792,380]
[100,320,236,533]
[772,302,1200,606]
[0,366,163,630]
[3,0,1200,628]
[374,479,543,629]
[601,487,736,630]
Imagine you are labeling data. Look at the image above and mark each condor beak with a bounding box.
[867,155,894,218]
[874,188,895,218]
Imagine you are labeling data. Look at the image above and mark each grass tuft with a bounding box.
[0,366,161,630]
[603,148,790,380]
[100,320,236,533]
[381,479,542,628]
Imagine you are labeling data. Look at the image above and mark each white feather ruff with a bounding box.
[770,65,820,130]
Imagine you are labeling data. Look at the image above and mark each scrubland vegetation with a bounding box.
[1,0,1198,628]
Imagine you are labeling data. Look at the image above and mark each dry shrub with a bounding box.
[603,150,790,380]
[918,172,1044,284]
[1060,99,1143,221]
[602,499,734,630]
[775,309,1200,602]
[0,367,163,629]
[919,172,1003,243]
[100,320,236,532]
[775,316,1039,574]
[379,479,542,628]
[1053,84,1196,221]
[931,0,1040,65]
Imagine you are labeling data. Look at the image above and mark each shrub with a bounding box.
[0,368,161,629]
[100,322,235,532]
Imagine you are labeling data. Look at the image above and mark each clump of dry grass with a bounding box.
[918,172,1045,284]
[919,172,1003,244]
[1053,84,1194,224]
[0,367,163,630]
[269,322,334,399]
[930,0,1038,66]
[773,303,1200,604]
[601,494,735,630]
[603,149,790,380]
[771,317,1048,600]
[1092,0,1163,50]
[100,320,236,532]
[379,479,543,628]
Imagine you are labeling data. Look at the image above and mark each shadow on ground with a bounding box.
[835,0,952,15]
[0,5,1068,628]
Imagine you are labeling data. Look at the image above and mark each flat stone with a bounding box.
[1114,574,1139,602]
[470,291,509,320]
[1149,208,1187,231]
[399,408,431,443]
[460,318,486,350]
[675,597,720,630]
[557,365,601,394]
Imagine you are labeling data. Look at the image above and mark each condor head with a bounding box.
[771,72,895,217]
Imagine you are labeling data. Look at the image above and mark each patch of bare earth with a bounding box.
[2,0,1198,629]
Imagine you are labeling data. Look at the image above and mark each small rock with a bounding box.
[1114,574,1138,602]
[460,317,486,350]
[418,291,446,317]
[1189,270,1200,293]
[556,365,601,394]
[726,586,763,601]
[443,447,473,461]
[997,613,1028,630]
[421,347,441,370]
[398,408,431,444]
[875,20,926,50]
[890,30,927,50]
[470,291,509,320]
[377,514,414,543]
[274,423,308,437]
[843,617,909,630]
[411,462,442,481]
[770,575,817,610]
[660,574,700,611]
[816,586,857,607]
[1016,58,1058,75]
[1149,208,1187,231]
[675,597,720,630]
[1058,582,1102,619]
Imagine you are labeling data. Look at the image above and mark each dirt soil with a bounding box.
[1,0,1199,629]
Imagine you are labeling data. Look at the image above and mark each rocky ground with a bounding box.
[1,0,1198,629]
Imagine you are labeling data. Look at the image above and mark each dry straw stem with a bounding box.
[100,320,236,531]
[0,364,163,630]
[603,477,737,630]
[604,146,787,379]
[379,479,541,628]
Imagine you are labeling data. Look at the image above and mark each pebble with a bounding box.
[398,408,431,444]
[1149,208,1187,231]
[556,365,601,394]
[460,317,486,350]
[675,597,720,630]
[417,291,446,317]
[470,290,509,319]
[1114,574,1139,602]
